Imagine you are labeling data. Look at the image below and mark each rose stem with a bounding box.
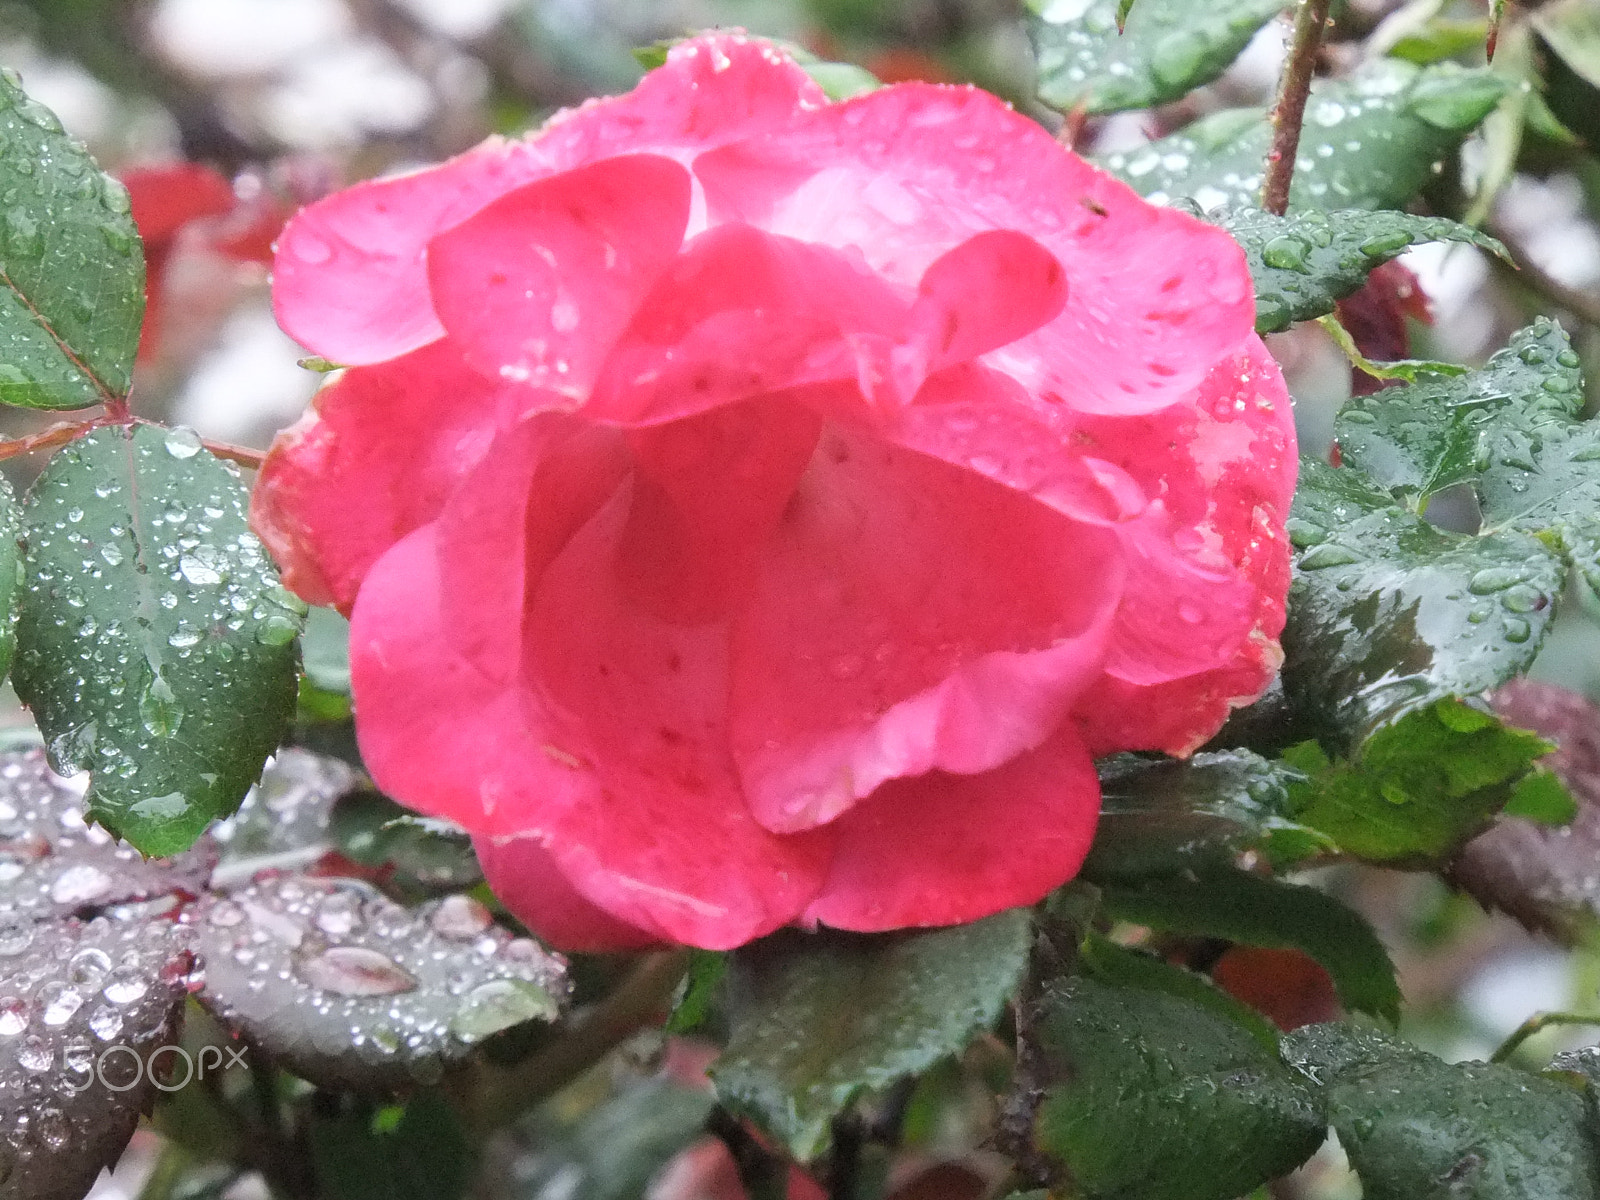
[1260,0,1334,216]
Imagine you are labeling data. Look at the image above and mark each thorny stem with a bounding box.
[1490,1010,1600,1063]
[1261,0,1335,216]
[0,412,268,468]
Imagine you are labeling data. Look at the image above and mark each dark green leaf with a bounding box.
[710,909,1031,1159]
[1284,1023,1600,1199]
[1283,459,1562,745]
[1028,0,1284,116]
[487,1078,716,1200]
[1102,870,1401,1022]
[0,70,143,410]
[1078,934,1281,1053]
[13,425,303,856]
[1083,750,1329,883]
[329,786,482,900]
[1282,701,1552,863]
[0,478,19,687]
[309,1092,472,1200]
[0,750,202,1200]
[192,875,567,1091]
[1100,61,1507,211]
[1214,207,1506,333]
[1026,974,1325,1199]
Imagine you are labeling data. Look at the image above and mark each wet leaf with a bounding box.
[0,751,201,1200]
[1452,680,1600,941]
[1212,207,1506,334]
[1028,0,1285,116]
[1082,750,1329,883]
[1284,1023,1600,1199]
[208,747,361,885]
[13,425,303,856]
[0,71,143,410]
[709,909,1031,1160]
[1101,60,1508,211]
[1283,460,1562,747]
[1102,870,1400,1022]
[666,949,728,1035]
[1282,701,1552,864]
[1025,974,1325,1199]
[190,874,566,1091]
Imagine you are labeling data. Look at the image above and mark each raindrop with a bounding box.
[450,979,558,1044]
[297,947,418,997]
[1468,567,1526,594]
[1298,543,1361,569]
[163,427,203,459]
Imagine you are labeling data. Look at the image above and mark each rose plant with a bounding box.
[8,3,1600,1197]
[252,32,1297,950]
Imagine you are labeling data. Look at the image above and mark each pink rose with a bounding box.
[253,33,1296,950]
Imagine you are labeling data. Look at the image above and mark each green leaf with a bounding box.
[0,70,143,410]
[1284,1023,1600,1199]
[1283,459,1563,745]
[709,909,1032,1160]
[12,424,304,856]
[1101,870,1401,1022]
[193,876,567,1091]
[1028,0,1284,116]
[1101,60,1508,211]
[666,949,727,1035]
[1282,701,1552,863]
[1214,206,1507,333]
[1026,974,1326,1200]
[1078,934,1282,1053]
[1501,767,1579,825]
[1319,313,1469,383]
[1083,750,1330,883]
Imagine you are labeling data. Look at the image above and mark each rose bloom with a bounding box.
[253,34,1296,950]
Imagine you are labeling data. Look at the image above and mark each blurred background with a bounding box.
[4,1,1600,1197]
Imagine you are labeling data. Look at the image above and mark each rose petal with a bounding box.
[587,222,911,425]
[427,155,693,398]
[1074,339,1297,755]
[524,486,834,948]
[802,727,1100,931]
[728,422,1123,833]
[473,834,662,952]
[274,33,822,367]
[251,341,525,611]
[694,82,1255,415]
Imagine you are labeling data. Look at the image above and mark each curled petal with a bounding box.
[427,155,693,397]
[473,835,662,952]
[803,728,1101,931]
[694,81,1255,416]
[728,422,1122,832]
[250,341,524,611]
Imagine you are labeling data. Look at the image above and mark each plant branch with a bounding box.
[1261,0,1334,215]
[1491,1010,1600,1063]
[1487,220,1600,330]
[708,1107,791,1200]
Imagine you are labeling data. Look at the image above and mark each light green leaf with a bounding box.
[1029,0,1285,115]
[1101,60,1507,211]
[0,70,143,410]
